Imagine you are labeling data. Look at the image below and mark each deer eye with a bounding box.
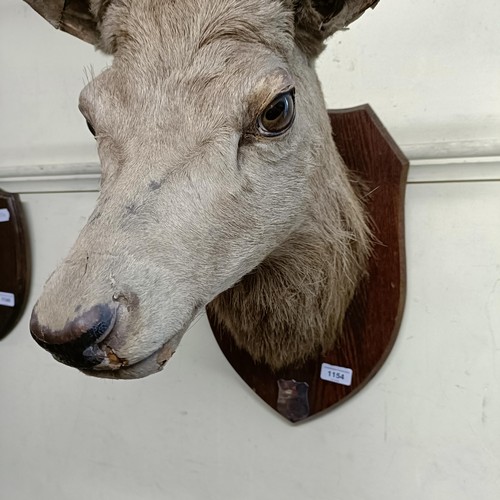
[257,90,295,137]
[86,120,96,137]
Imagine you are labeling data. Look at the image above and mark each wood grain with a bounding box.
[207,105,408,422]
[0,190,31,339]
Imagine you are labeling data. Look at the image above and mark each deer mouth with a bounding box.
[84,332,183,379]
[30,296,191,379]
[82,306,196,379]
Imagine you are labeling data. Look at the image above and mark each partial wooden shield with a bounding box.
[0,190,31,339]
[207,105,408,423]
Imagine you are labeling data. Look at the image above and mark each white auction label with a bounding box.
[0,208,10,223]
[320,363,353,386]
[0,292,15,308]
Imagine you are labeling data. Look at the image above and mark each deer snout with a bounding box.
[30,303,117,369]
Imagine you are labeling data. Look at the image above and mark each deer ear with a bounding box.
[293,0,379,57]
[23,0,99,45]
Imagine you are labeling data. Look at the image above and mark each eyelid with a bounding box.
[258,85,295,115]
[78,102,93,125]
[78,89,96,122]
[246,68,294,116]
[86,120,97,137]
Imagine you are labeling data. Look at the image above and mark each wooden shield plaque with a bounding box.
[0,190,31,339]
[207,105,408,423]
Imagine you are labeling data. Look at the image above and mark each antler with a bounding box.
[23,0,97,44]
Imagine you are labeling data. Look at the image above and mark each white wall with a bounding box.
[1,183,499,500]
[317,0,500,159]
[1,1,500,499]
[0,0,499,168]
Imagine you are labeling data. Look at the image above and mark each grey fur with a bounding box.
[30,0,374,377]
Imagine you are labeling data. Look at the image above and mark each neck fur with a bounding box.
[208,138,371,370]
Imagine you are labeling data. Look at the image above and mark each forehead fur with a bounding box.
[91,0,294,62]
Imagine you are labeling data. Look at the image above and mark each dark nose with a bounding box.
[30,303,117,368]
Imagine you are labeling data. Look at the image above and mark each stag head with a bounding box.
[27,0,376,377]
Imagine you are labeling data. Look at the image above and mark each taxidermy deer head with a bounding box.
[27,0,377,379]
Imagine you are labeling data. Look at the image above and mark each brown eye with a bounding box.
[257,90,295,137]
